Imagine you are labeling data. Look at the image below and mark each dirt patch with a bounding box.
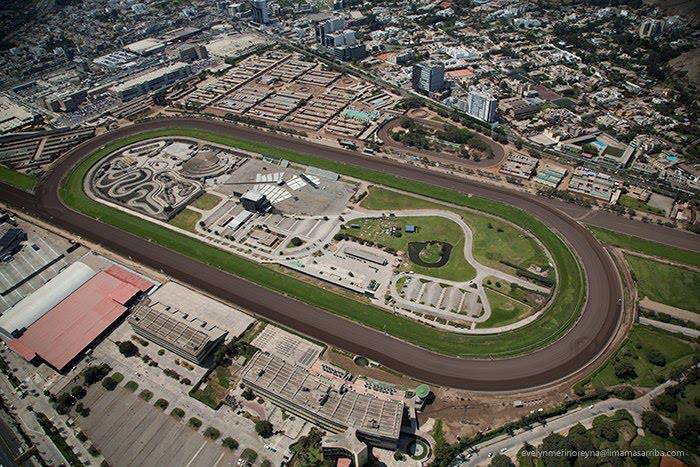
[327,349,423,388]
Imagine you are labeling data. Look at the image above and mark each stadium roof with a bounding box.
[8,266,152,370]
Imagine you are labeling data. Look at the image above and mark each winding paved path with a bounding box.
[1,117,623,391]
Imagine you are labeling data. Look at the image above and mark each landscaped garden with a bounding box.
[339,215,475,281]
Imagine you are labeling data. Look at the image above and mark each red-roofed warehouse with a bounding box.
[9,265,152,371]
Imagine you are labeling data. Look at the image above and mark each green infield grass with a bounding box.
[168,208,201,233]
[340,216,476,281]
[190,192,222,210]
[361,187,550,275]
[59,128,585,358]
[479,289,533,328]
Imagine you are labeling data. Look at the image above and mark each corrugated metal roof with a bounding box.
[8,267,152,370]
[0,262,96,338]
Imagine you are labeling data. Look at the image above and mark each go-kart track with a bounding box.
[1,118,623,392]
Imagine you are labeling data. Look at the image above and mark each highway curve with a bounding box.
[0,118,623,391]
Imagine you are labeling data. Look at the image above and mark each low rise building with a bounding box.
[109,63,191,102]
[129,302,227,363]
[499,152,538,179]
[241,352,404,449]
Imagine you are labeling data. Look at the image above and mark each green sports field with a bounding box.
[59,128,585,358]
[0,164,37,192]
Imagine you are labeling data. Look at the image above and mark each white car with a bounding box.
[500,448,508,454]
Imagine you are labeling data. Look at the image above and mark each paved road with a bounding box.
[461,379,676,466]
[1,117,624,391]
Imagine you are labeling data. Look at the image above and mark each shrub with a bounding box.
[394,449,404,461]
[188,417,202,429]
[255,420,273,438]
[111,372,124,384]
[222,437,239,450]
[125,381,139,392]
[158,349,165,356]
[139,390,153,402]
[171,407,185,419]
[290,237,303,247]
[204,427,221,440]
[598,422,618,442]
[154,399,169,410]
[118,341,138,357]
[672,415,699,444]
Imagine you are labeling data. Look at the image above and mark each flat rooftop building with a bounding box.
[241,352,403,449]
[129,302,227,364]
[109,63,191,102]
[344,247,388,266]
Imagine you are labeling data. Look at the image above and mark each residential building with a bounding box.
[465,89,497,123]
[412,61,445,94]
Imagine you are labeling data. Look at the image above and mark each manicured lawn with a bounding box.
[479,289,532,328]
[618,194,665,216]
[361,187,551,274]
[59,128,585,358]
[0,164,37,192]
[168,208,201,232]
[483,276,548,308]
[191,192,222,210]
[340,216,476,281]
[588,225,700,268]
[587,324,695,388]
[626,254,700,312]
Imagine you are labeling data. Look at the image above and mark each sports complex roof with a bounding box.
[8,266,152,370]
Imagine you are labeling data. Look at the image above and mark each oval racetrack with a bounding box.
[0,118,622,391]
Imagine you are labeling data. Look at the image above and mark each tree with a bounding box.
[646,349,666,367]
[222,437,239,450]
[242,388,255,400]
[672,415,699,445]
[614,360,636,380]
[255,420,273,438]
[101,376,116,390]
[540,433,573,467]
[652,394,677,413]
[393,449,404,461]
[83,364,110,385]
[613,386,635,400]
[490,454,515,467]
[70,386,86,399]
[642,411,669,437]
[598,422,619,442]
[118,341,138,357]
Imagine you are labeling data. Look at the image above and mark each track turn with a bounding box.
[0,118,623,391]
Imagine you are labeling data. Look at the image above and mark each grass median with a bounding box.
[60,128,585,358]
[0,164,37,192]
[588,225,700,268]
